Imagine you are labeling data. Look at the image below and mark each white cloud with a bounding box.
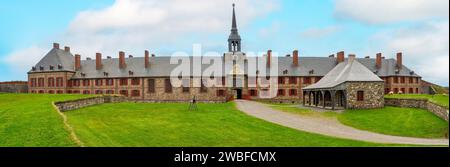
[2,45,47,70]
[335,0,449,24]
[2,0,279,79]
[63,0,279,58]
[370,21,449,85]
[300,26,342,39]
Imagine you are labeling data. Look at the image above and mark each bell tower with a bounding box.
[228,3,242,52]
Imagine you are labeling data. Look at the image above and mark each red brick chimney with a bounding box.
[145,50,150,68]
[64,46,70,52]
[75,54,81,70]
[267,50,272,68]
[53,43,60,49]
[293,50,299,67]
[119,51,126,69]
[396,52,402,69]
[376,53,382,69]
[96,53,103,70]
[337,51,345,63]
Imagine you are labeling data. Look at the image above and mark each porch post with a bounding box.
[315,91,319,107]
[331,90,336,110]
[321,91,325,108]
[302,91,306,106]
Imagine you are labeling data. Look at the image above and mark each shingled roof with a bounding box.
[29,48,75,73]
[29,47,421,79]
[303,56,384,90]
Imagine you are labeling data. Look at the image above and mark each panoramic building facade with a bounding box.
[27,5,422,107]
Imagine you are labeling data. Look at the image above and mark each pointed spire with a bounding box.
[232,3,237,31]
[228,3,241,52]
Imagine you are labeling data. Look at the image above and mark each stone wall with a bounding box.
[0,81,28,93]
[385,98,449,122]
[55,95,126,112]
[54,95,225,112]
[346,81,385,109]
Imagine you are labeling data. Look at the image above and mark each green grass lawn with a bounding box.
[338,107,449,138]
[64,102,397,147]
[385,94,449,108]
[270,104,448,139]
[0,93,93,146]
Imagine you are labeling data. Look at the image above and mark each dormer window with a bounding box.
[309,69,314,75]
[283,70,288,75]
[410,71,415,75]
[49,65,54,70]
[39,66,44,71]
[395,69,400,74]
[81,73,86,77]
[58,64,63,69]
[32,67,36,71]
[128,70,134,76]
[103,72,109,77]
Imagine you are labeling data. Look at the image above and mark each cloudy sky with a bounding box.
[0,0,448,86]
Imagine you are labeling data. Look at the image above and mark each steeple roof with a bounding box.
[228,3,241,41]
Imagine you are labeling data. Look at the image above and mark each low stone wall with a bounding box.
[55,96,127,112]
[385,98,449,122]
[0,81,28,93]
[54,95,226,112]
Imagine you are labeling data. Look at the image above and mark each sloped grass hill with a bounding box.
[0,94,92,146]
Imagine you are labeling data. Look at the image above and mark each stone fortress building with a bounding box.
[28,4,422,109]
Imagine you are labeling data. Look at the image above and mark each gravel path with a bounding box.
[235,100,449,146]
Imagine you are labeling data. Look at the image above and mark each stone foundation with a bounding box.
[385,98,449,122]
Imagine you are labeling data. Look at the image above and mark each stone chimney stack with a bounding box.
[337,51,345,63]
[119,51,126,69]
[396,52,402,69]
[64,46,70,52]
[348,54,356,62]
[267,50,272,68]
[293,50,299,67]
[53,43,60,49]
[145,50,150,68]
[376,53,382,69]
[96,53,103,70]
[75,54,81,70]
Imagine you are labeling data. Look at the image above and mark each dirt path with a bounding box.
[52,102,85,147]
[235,100,449,146]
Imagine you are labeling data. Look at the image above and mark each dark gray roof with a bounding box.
[357,58,420,77]
[303,57,383,90]
[30,48,421,79]
[29,48,75,73]
[276,57,337,76]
